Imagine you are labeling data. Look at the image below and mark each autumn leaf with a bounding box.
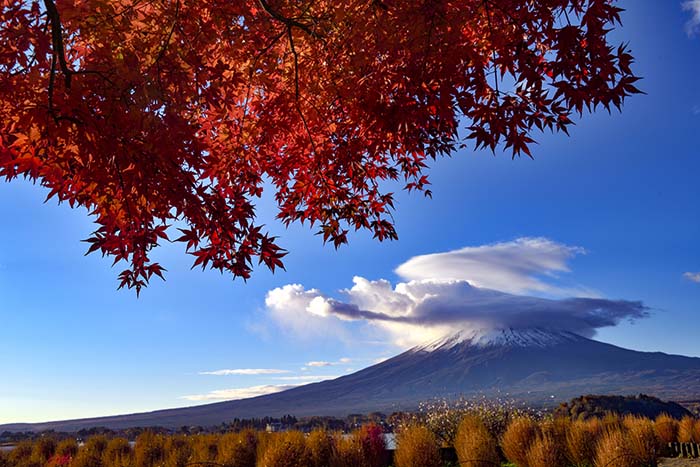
[0,0,641,293]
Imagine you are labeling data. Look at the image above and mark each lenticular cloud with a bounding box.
[395,237,587,295]
[264,238,650,348]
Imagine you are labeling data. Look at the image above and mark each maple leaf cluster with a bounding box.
[0,0,640,293]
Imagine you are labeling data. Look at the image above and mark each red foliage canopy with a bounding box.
[0,0,640,293]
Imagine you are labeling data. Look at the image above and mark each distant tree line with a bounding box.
[1,412,400,443]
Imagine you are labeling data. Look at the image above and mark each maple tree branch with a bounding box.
[112,154,137,235]
[107,0,157,22]
[422,9,437,80]
[72,69,117,86]
[46,54,82,126]
[258,0,320,38]
[482,0,519,28]
[287,26,317,156]
[563,8,572,26]
[152,0,180,68]
[239,28,287,144]
[372,0,389,11]
[47,55,57,122]
[43,0,72,90]
[482,0,500,99]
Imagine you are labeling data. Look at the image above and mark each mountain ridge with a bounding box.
[3,328,700,432]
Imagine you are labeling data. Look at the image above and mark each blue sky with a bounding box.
[1,0,699,424]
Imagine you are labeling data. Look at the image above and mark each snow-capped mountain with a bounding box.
[415,328,584,351]
[4,328,700,432]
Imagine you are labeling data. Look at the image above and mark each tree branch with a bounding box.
[152,0,180,68]
[258,0,320,38]
[43,0,72,90]
[286,26,317,156]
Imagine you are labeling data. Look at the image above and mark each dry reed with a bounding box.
[257,431,310,467]
[624,415,660,466]
[525,433,566,467]
[566,418,602,467]
[678,416,699,443]
[654,413,679,444]
[594,430,635,467]
[454,415,500,467]
[102,438,132,467]
[306,429,333,467]
[393,424,442,467]
[218,430,257,467]
[500,417,539,467]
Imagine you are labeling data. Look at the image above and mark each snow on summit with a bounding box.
[414,328,585,351]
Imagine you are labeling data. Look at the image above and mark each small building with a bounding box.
[265,422,283,433]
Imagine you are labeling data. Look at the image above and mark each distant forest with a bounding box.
[1,412,395,443]
[3,394,697,443]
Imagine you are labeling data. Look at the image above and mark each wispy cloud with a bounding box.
[684,272,700,283]
[684,0,700,35]
[181,374,340,401]
[305,358,352,367]
[199,369,291,376]
[273,375,341,381]
[395,237,591,296]
[181,384,299,401]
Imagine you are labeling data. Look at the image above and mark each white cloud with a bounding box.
[684,272,700,283]
[394,237,590,296]
[181,375,340,401]
[199,369,291,376]
[264,284,350,340]
[336,277,646,346]
[684,0,700,35]
[273,375,341,381]
[262,238,649,349]
[181,384,299,401]
[306,361,332,367]
[305,358,352,367]
[264,278,646,348]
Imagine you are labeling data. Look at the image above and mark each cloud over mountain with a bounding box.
[264,238,649,348]
[395,237,588,295]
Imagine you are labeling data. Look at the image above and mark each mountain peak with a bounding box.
[3,326,700,432]
[414,327,585,352]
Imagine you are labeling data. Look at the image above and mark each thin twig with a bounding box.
[258,0,320,38]
[152,0,180,68]
[48,55,57,121]
[238,28,287,144]
[482,0,500,100]
[287,27,317,155]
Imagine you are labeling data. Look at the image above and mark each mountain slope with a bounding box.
[3,328,700,432]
